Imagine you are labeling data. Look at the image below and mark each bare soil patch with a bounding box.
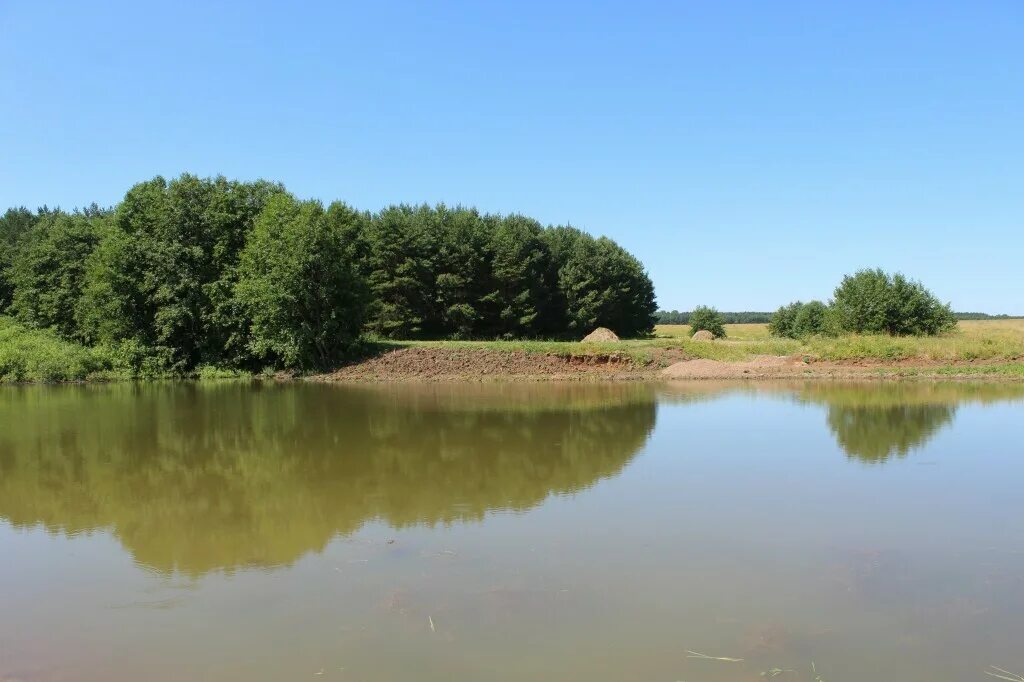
[317,346,1022,383]
[660,356,806,379]
[322,347,642,382]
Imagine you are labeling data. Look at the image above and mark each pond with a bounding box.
[1,381,1023,681]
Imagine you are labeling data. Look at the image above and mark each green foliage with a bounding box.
[482,215,553,338]
[1,174,657,375]
[361,204,438,339]
[358,205,655,340]
[78,175,284,371]
[689,305,726,338]
[955,312,1023,320]
[657,310,772,324]
[235,194,367,370]
[793,300,830,337]
[0,316,114,382]
[557,234,657,338]
[0,207,38,311]
[768,301,802,338]
[770,271,956,339]
[831,268,956,336]
[8,210,103,339]
[769,300,833,338]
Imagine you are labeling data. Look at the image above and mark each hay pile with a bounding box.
[691,329,715,341]
[582,327,620,342]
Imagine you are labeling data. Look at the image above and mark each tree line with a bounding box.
[655,310,772,324]
[0,174,657,372]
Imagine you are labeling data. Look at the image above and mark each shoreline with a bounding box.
[314,346,1024,383]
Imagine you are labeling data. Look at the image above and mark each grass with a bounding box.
[371,321,1024,369]
[656,320,1024,363]
[0,316,255,384]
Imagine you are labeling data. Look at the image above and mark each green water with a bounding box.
[1,381,1023,681]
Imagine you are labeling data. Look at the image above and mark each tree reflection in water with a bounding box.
[0,382,657,576]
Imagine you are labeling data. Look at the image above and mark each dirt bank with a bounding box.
[321,347,645,381]
[316,346,1021,382]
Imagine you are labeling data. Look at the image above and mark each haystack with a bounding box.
[691,329,715,341]
[582,327,620,342]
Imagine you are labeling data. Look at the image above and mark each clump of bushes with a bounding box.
[689,305,726,338]
[831,268,955,336]
[769,269,956,339]
[0,316,114,382]
[769,300,835,338]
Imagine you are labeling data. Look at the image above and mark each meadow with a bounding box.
[397,320,1024,362]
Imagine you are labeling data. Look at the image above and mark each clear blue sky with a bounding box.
[2,1,1021,313]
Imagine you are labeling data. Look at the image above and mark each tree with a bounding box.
[432,206,489,339]
[768,301,803,338]
[77,174,283,370]
[480,215,552,338]
[557,234,656,338]
[361,205,439,339]
[0,207,38,311]
[831,268,955,336]
[235,194,367,370]
[794,300,830,337]
[769,300,831,338]
[689,306,726,338]
[6,173,661,355]
[8,211,102,339]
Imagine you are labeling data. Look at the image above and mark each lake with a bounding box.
[2,381,1023,681]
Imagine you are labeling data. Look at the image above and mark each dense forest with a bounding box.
[0,174,657,372]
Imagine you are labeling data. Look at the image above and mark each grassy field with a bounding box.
[392,320,1024,364]
[653,320,1024,362]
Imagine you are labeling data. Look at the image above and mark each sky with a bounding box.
[2,1,1022,313]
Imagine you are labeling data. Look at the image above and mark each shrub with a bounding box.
[689,306,726,338]
[794,300,830,337]
[768,301,803,338]
[0,316,113,382]
[831,268,956,336]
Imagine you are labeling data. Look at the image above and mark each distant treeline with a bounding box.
[657,310,1019,325]
[656,310,772,324]
[0,174,656,372]
[953,313,1024,320]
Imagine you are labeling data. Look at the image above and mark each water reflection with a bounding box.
[801,383,1024,463]
[0,382,656,576]
[660,381,1024,463]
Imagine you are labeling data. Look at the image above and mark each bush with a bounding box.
[0,316,113,382]
[831,269,956,336]
[768,301,803,338]
[793,300,829,337]
[689,306,726,338]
